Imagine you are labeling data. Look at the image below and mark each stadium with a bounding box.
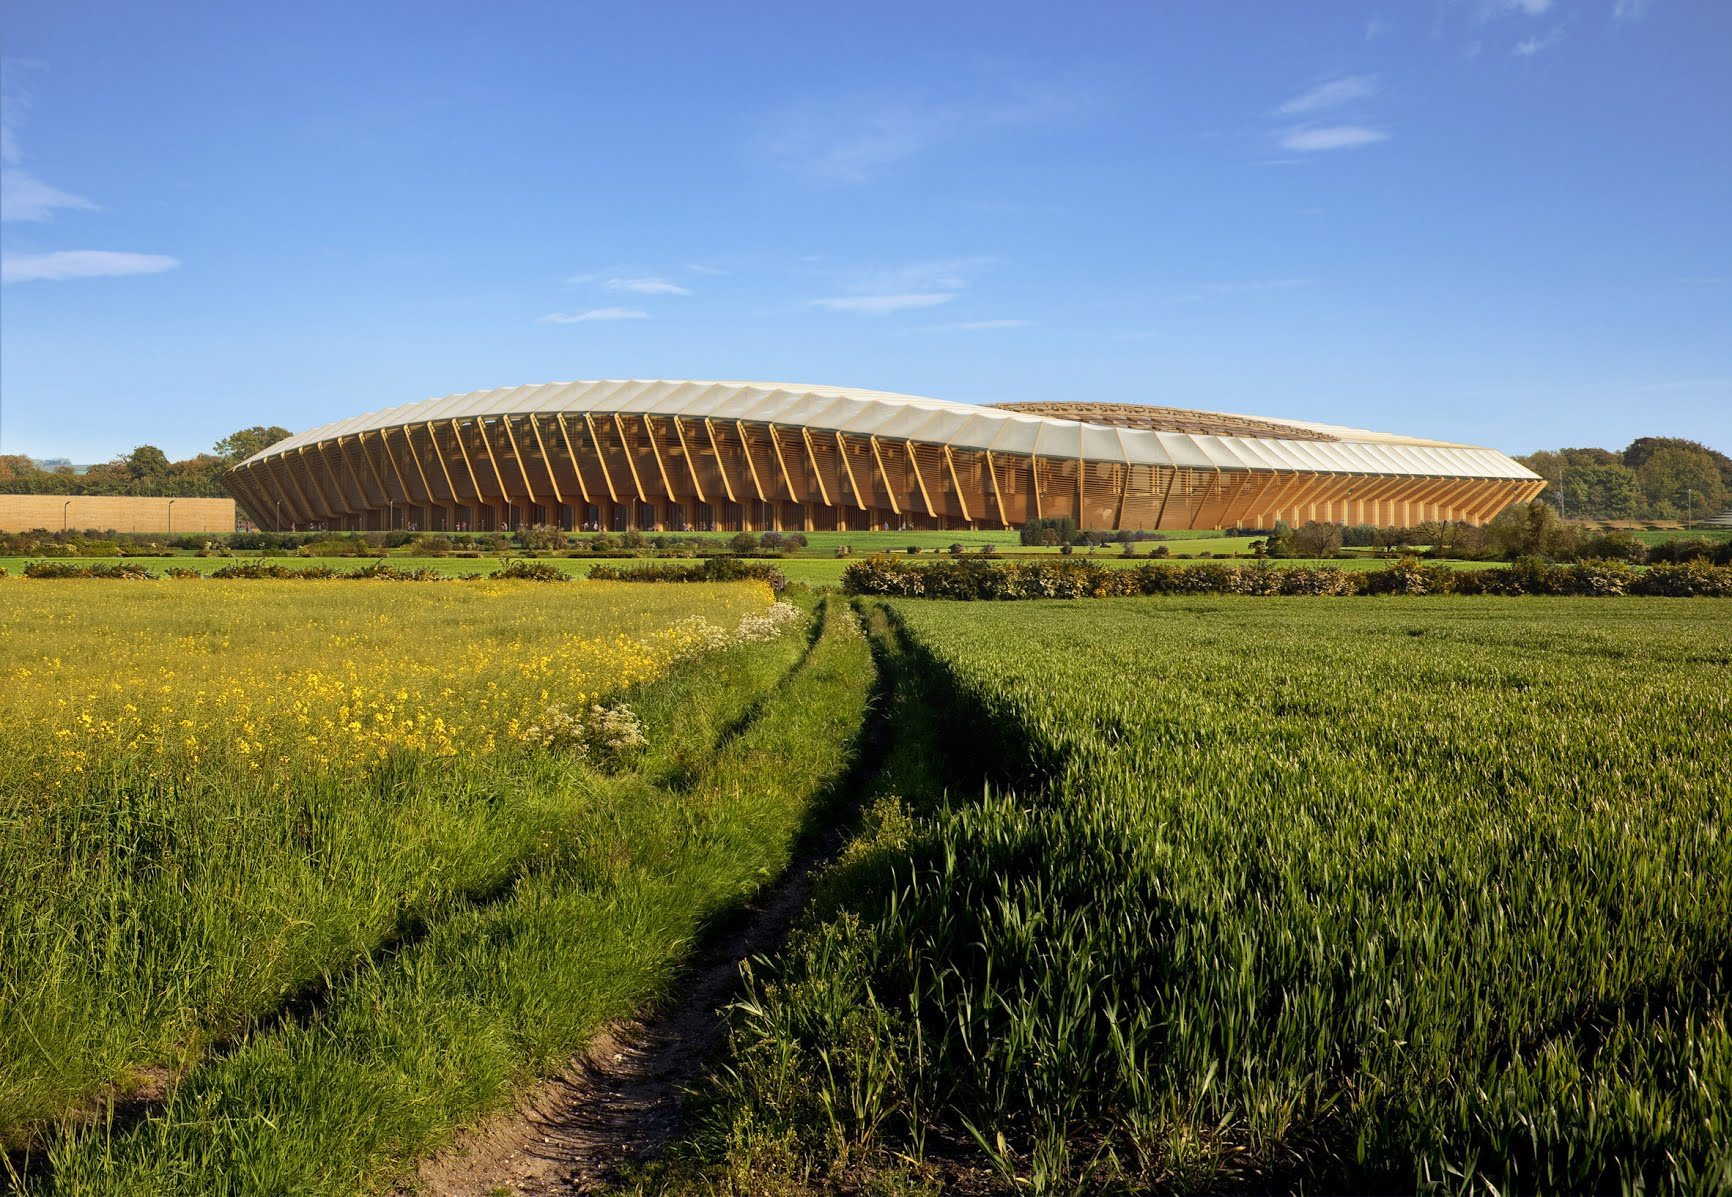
[223,380,1545,533]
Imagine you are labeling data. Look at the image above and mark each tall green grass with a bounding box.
[689,597,1732,1194]
[25,599,875,1194]
[1,583,770,1157]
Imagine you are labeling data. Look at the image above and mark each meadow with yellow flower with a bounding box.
[0,577,874,1193]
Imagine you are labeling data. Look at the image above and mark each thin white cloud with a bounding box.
[2,250,179,283]
[688,263,727,275]
[810,256,991,314]
[1490,0,1552,14]
[1279,125,1388,152]
[766,85,1087,185]
[930,318,1033,330]
[0,114,96,222]
[606,275,691,296]
[855,257,988,294]
[1,169,96,221]
[1278,75,1377,115]
[1514,27,1565,54]
[810,293,957,315]
[1613,0,1650,20]
[537,307,649,324]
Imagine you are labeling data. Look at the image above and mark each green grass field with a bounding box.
[686,597,1732,1194]
[1,582,876,1193]
[8,574,1728,1194]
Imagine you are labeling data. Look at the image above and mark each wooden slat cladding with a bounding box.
[0,494,237,534]
[226,412,1547,532]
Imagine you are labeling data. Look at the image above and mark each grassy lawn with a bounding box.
[678,596,1732,1195]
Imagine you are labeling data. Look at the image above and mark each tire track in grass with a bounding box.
[411,599,882,1195]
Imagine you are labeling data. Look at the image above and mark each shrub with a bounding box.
[949,543,965,557]
[729,532,761,553]
[587,557,787,589]
[1646,537,1718,564]
[345,562,446,581]
[1363,556,1455,596]
[518,524,566,551]
[492,559,568,582]
[1632,560,1732,597]
[1578,531,1647,563]
[419,536,453,556]
[23,561,158,579]
[210,561,340,580]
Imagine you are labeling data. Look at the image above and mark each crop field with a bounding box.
[0,578,876,1192]
[702,597,1732,1194]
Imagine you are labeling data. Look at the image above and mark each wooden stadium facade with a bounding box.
[225,382,1545,533]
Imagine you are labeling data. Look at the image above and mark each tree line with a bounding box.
[1516,436,1729,521]
[0,427,292,498]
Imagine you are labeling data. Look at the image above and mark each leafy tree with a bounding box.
[214,425,292,462]
[1290,520,1343,558]
[1486,500,1582,560]
[1637,447,1726,518]
[123,445,172,480]
[1559,464,1643,520]
[1623,436,1732,487]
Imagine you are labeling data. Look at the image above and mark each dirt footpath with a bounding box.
[409,859,823,1197]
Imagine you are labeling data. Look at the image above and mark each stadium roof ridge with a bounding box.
[244,379,1539,481]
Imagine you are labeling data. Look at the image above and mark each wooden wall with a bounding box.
[0,495,237,534]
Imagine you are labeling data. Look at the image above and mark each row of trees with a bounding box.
[1516,436,1729,522]
[0,427,291,498]
[1269,501,1732,565]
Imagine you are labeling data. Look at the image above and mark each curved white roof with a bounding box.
[242,380,1540,481]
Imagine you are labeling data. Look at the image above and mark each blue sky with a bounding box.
[2,0,1728,461]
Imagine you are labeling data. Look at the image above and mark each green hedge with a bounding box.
[840,554,1732,599]
[586,557,787,588]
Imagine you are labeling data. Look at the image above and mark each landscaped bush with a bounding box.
[492,558,568,582]
[517,524,566,551]
[840,553,1732,600]
[587,557,787,589]
[210,560,341,579]
[22,561,158,579]
[1631,559,1732,596]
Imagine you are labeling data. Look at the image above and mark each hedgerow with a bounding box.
[839,553,1732,599]
[587,557,788,589]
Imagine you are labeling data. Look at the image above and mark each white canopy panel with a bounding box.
[242,380,1540,482]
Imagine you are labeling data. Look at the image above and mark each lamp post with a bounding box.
[62,499,71,532]
[167,498,176,536]
[1686,488,1699,530]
